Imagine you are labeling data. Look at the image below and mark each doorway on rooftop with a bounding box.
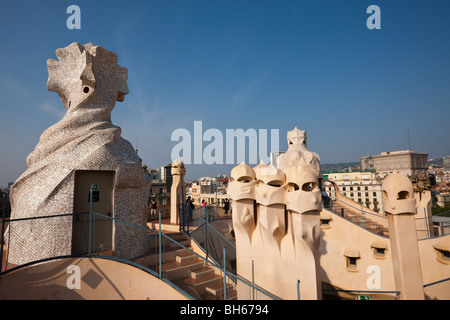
[72,170,115,255]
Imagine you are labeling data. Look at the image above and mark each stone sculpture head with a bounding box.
[287,126,307,147]
[172,159,186,176]
[254,161,285,187]
[285,159,322,214]
[46,42,129,111]
[382,170,417,215]
[230,162,256,183]
[228,162,257,234]
[228,162,257,200]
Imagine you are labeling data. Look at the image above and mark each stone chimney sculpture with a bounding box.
[170,159,186,224]
[229,127,323,300]
[278,126,320,173]
[8,42,150,264]
[382,170,425,300]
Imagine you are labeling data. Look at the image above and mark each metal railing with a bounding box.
[322,288,400,300]
[322,196,389,237]
[179,201,236,273]
[0,204,277,300]
[423,277,450,300]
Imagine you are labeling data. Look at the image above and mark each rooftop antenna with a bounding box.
[407,128,412,151]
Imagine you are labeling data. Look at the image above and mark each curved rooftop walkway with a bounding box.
[0,256,188,300]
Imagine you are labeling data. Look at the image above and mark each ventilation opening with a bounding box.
[435,249,450,264]
[83,86,90,93]
[320,218,333,229]
[302,182,317,191]
[268,181,283,187]
[346,257,359,271]
[372,247,387,258]
[397,191,410,200]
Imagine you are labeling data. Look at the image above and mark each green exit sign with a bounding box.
[356,295,370,300]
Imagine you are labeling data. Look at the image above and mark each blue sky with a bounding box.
[0,0,449,186]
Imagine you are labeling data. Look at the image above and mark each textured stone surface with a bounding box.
[8,43,150,264]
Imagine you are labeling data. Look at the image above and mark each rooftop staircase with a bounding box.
[134,231,237,300]
[331,202,389,237]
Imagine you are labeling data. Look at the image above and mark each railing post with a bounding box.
[178,194,181,232]
[215,191,218,219]
[361,202,364,228]
[88,188,93,256]
[0,193,6,274]
[223,245,227,300]
[252,260,255,300]
[187,204,190,235]
[205,205,209,262]
[159,209,162,279]
[424,208,429,239]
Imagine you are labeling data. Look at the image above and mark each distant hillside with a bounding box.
[320,162,360,171]
[428,158,443,166]
[320,157,444,172]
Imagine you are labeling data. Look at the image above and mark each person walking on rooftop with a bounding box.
[223,198,230,215]
[150,199,157,219]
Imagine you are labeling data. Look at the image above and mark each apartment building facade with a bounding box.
[323,171,384,214]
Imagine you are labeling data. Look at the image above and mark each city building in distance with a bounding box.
[361,150,428,178]
[323,170,384,214]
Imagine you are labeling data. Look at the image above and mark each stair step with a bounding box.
[213,290,238,300]
[205,281,235,297]
[190,267,215,280]
[146,232,191,248]
[176,249,198,263]
[161,258,205,281]
[183,272,222,295]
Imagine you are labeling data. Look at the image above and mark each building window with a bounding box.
[348,257,357,267]
[372,247,387,259]
[371,241,388,259]
[320,216,333,229]
[373,192,377,197]
[346,256,359,271]
[435,248,450,265]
